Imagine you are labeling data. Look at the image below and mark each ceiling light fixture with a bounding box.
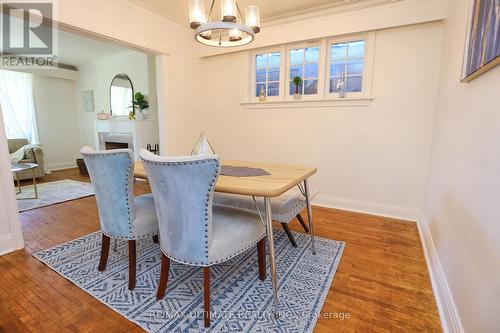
[189,0,260,48]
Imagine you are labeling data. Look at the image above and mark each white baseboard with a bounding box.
[417,216,464,333]
[46,161,77,171]
[313,194,419,221]
[0,233,23,256]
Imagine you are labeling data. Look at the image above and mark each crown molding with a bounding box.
[262,0,403,26]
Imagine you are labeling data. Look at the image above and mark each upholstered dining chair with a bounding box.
[80,146,159,290]
[140,149,266,328]
[189,133,317,246]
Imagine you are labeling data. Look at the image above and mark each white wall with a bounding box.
[33,74,81,170]
[76,51,158,148]
[198,21,444,220]
[420,0,500,332]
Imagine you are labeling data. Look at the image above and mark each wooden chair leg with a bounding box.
[156,253,170,300]
[128,240,136,290]
[204,267,210,328]
[281,223,298,247]
[257,238,266,281]
[98,234,110,271]
[296,213,309,232]
[152,234,159,243]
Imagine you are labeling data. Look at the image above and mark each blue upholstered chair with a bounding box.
[140,150,266,328]
[80,146,159,290]
[213,189,318,247]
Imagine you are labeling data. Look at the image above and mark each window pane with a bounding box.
[347,59,363,75]
[290,65,303,79]
[290,49,304,65]
[256,83,265,97]
[329,78,340,93]
[330,61,345,76]
[268,52,280,68]
[268,67,280,81]
[331,43,347,59]
[348,40,365,58]
[267,82,279,96]
[305,63,318,78]
[346,76,362,92]
[305,47,319,63]
[304,80,317,95]
[256,54,266,68]
[289,81,303,95]
[256,68,266,82]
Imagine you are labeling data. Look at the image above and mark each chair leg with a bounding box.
[156,253,170,300]
[152,234,159,243]
[281,223,298,247]
[204,267,210,328]
[128,240,136,290]
[257,238,266,281]
[296,213,309,232]
[98,234,110,271]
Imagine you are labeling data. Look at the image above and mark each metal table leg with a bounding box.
[15,173,21,194]
[32,168,38,199]
[264,197,279,318]
[304,179,317,255]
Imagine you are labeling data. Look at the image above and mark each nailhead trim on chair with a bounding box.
[83,150,152,241]
[142,158,220,266]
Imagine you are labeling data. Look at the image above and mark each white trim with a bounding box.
[326,32,376,99]
[313,193,419,221]
[46,161,77,171]
[0,106,24,256]
[241,97,373,109]
[249,47,283,103]
[285,41,323,101]
[417,216,465,333]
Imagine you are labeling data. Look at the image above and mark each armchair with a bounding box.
[140,150,266,328]
[8,138,45,180]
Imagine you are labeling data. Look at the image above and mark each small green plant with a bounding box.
[292,76,302,95]
[131,92,149,113]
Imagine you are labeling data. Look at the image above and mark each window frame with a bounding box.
[246,32,375,105]
[325,32,374,100]
[250,47,284,102]
[285,41,325,101]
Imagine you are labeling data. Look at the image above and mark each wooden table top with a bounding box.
[134,160,316,197]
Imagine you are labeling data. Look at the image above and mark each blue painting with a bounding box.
[463,0,500,81]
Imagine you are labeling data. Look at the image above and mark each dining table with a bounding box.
[134,159,317,317]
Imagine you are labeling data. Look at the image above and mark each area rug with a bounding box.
[17,179,94,212]
[34,229,345,332]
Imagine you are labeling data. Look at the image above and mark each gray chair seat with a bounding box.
[210,205,266,265]
[132,194,160,238]
[213,188,318,223]
[213,188,318,247]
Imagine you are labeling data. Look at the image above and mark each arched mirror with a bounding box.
[110,73,134,117]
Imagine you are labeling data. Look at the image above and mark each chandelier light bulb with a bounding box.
[245,5,260,33]
[229,28,242,41]
[221,0,237,22]
[189,0,206,29]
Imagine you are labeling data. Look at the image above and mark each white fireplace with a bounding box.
[95,119,158,160]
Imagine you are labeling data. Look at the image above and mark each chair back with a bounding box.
[140,149,219,266]
[80,146,136,238]
[8,138,29,153]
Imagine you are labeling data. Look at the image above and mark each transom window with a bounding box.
[329,40,365,93]
[255,52,280,97]
[289,46,319,95]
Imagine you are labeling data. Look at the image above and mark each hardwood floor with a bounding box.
[0,168,442,332]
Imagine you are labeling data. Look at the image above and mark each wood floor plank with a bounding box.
[0,168,442,332]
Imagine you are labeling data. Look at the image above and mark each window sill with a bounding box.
[241,97,374,109]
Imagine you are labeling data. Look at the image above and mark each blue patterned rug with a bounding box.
[34,229,344,332]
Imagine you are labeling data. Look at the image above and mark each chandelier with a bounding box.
[189,0,260,47]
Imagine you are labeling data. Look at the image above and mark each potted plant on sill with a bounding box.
[292,76,302,100]
[130,92,149,120]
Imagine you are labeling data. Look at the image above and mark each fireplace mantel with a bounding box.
[95,119,158,160]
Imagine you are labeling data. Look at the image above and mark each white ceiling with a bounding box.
[130,0,360,25]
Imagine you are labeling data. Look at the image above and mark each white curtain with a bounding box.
[0,69,39,143]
